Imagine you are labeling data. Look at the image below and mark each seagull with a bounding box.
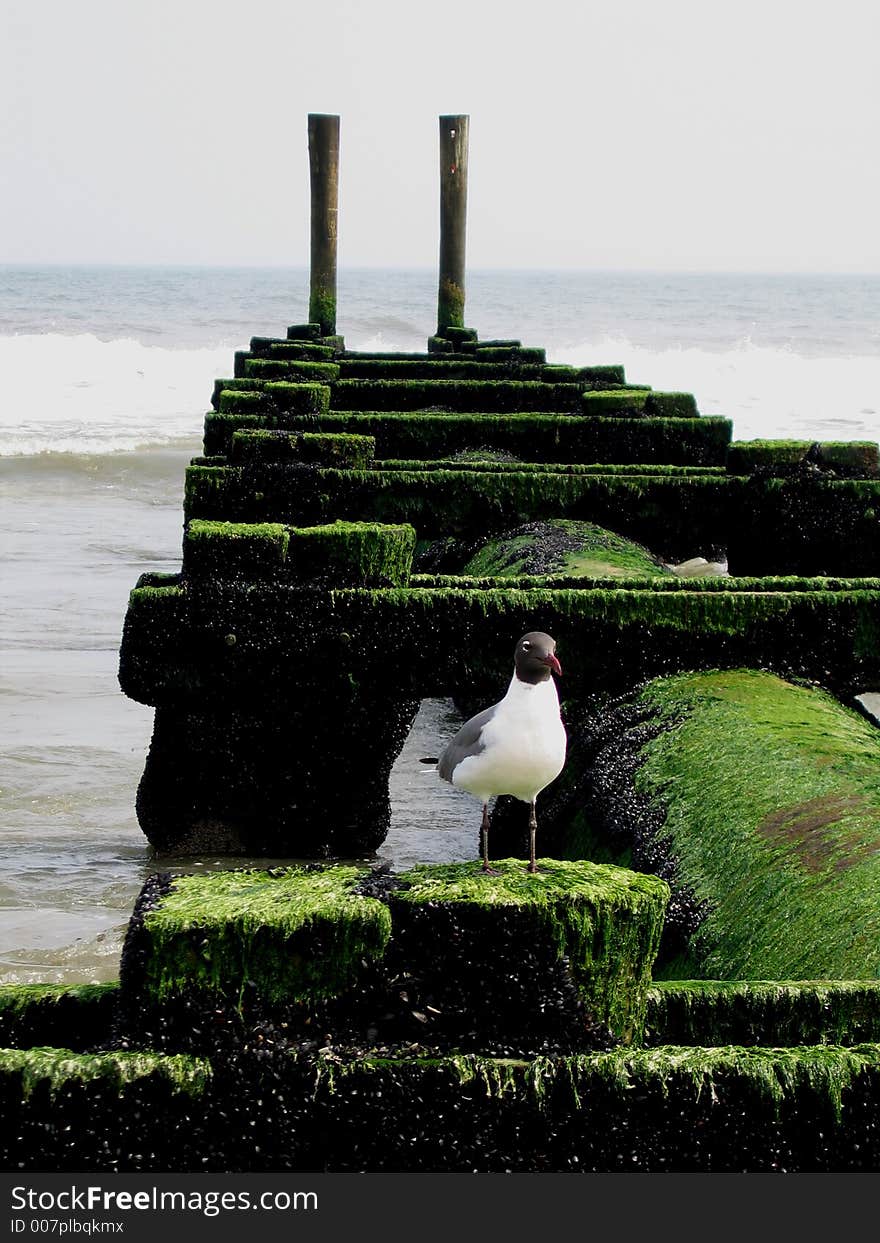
[438,631,567,873]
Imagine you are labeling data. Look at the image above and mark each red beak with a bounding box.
[545,653,562,676]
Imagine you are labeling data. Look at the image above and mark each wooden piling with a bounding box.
[437,115,469,334]
[308,114,340,336]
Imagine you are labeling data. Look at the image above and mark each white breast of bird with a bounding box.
[453,675,567,804]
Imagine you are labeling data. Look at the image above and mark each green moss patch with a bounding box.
[645,980,880,1047]
[299,1042,880,1170]
[229,429,375,468]
[462,519,673,579]
[131,866,391,1008]
[728,439,880,478]
[205,410,732,465]
[0,1046,210,1100]
[242,358,340,383]
[0,983,118,1051]
[183,519,415,586]
[217,382,330,416]
[394,859,668,1044]
[331,379,584,413]
[621,670,880,978]
[581,390,699,418]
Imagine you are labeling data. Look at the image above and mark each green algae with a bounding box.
[0,982,117,1017]
[645,979,880,1047]
[462,519,674,579]
[632,670,880,979]
[728,440,880,477]
[230,430,375,468]
[0,1047,211,1100]
[309,1043,880,1125]
[396,859,669,1043]
[243,359,340,383]
[330,378,584,414]
[221,410,731,467]
[140,866,391,1007]
[581,389,650,415]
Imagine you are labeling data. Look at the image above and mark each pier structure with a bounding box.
[5,114,880,1173]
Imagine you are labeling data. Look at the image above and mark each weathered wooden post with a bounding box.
[308,113,339,336]
[437,114,469,334]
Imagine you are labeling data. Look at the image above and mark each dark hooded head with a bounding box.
[513,631,562,684]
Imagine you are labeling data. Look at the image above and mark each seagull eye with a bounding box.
[522,641,531,650]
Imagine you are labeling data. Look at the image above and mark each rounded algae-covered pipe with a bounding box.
[308,113,339,336]
[437,114,469,333]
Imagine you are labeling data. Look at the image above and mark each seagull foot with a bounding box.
[481,863,500,876]
[527,862,540,874]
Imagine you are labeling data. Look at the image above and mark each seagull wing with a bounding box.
[437,702,498,784]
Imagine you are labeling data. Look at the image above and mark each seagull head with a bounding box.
[514,631,562,683]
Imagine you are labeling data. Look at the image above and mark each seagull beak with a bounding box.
[545,653,562,676]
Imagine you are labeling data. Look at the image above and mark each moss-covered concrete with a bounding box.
[182,460,880,575]
[120,578,880,716]
[183,519,415,586]
[286,322,322,340]
[0,1046,210,1099]
[7,1037,880,1170]
[250,337,337,361]
[569,669,880,980]
[462,519,673,579]
[331,378,585,413]
[393,859,668,1045]
[218,382,330,416]
[645,980,880,1047]
[242,358,341,383]
[126,866,391,1010]
[116,859,665,1055]
[205,409,733,464]
[0,983,119,1051]
[727,439,880,478]
[229,429,376,468]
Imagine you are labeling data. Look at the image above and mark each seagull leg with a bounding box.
[480,802,497,874]
[528,801,539,873]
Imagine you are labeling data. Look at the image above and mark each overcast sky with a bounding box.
[2,0,878,271]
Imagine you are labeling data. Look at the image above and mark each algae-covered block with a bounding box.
[727,439,880,478]
[0,1047,213,1171]
[461,519,674,580]
[727,439,815,474]
[243,358,341,384]
[230,429,376,468]
[644,979,880,1047]
[256,339,337,361]
[184,520,291,579]
[645,392,699,418]
[583,669,880,980]
[121,866,392,1016]
[331,378,584,413]
[475,347,546,364]
[443,326,479,344]
[217,388,267,414]
[183,519,415,586]
[287,322,322,340]
[287,520,416,586]
[578,364,627,386]
[581,389,650,416]
[217,383,330,417]
[427,335,454,353]
[0,983,118,1051]
[302,1044,880,1171]
[389,859,669,1046]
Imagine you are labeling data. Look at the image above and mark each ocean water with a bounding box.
[2,264,879,984]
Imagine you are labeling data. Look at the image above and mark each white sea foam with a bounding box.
[0,333,228,455]
[555,336,880,443]
[2,328,879,456]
